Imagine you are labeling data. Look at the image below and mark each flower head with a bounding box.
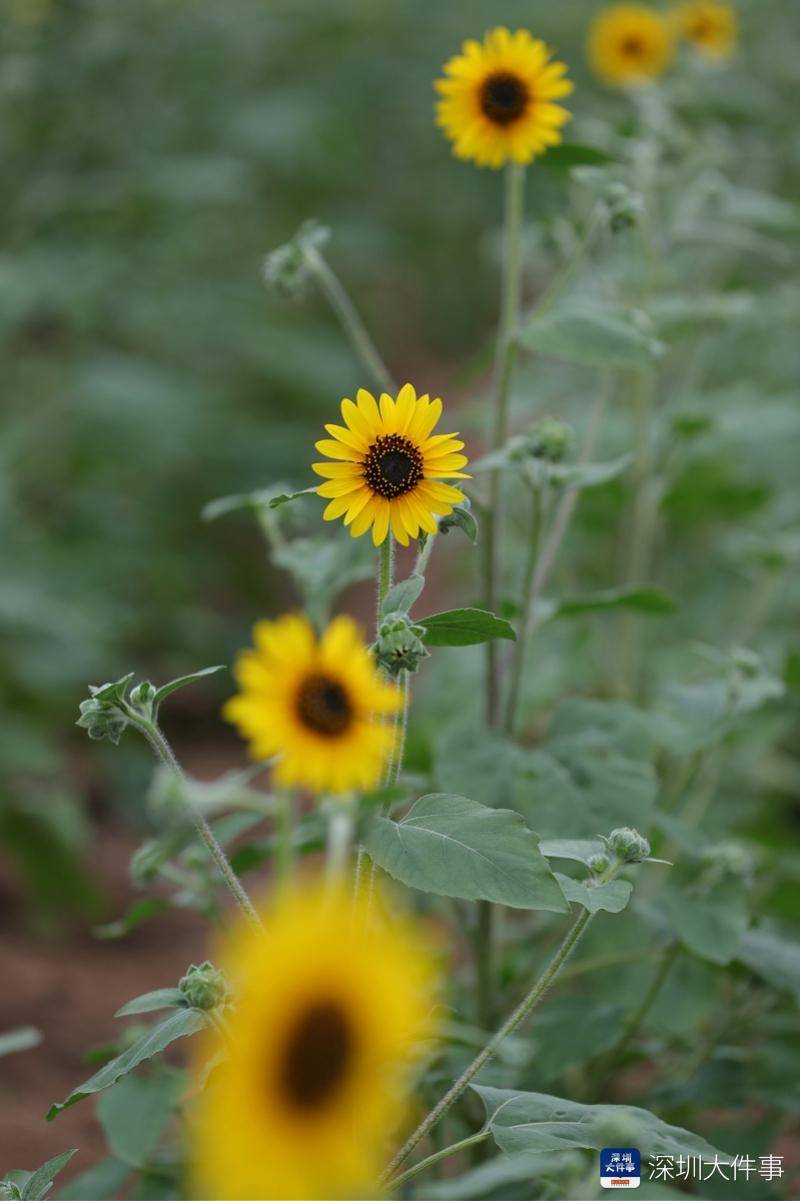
[189,880,438,1201]
[313,383,469,547]
[588,5,675,87]
[435,27,573,169]
[675,0,737,59]
[224,614,399,794]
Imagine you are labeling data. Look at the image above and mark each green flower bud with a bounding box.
[0,1181,22,1201]
[604,182,643,233]
[262,220,330,301]
[128,680,157,714]
[607,827,651,864]
[179,961,230,1011]
[375,612,429,677]
[529,417,573,463]
[587,852,611,875]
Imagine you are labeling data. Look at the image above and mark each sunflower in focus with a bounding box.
[190,881,438,1201]
[313,383,469,547]
[675,0,737,58]
[588,5,675,87]
[223,613,399,794]
[435,27,573,169]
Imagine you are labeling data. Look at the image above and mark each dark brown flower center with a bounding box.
[364,433,424,499]
[621,34,646,57]
[296,673,352,737]
[279,1000,353,1111]
[480,71,529,125]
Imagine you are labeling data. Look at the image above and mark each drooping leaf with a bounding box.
[96,1072,182,1169]
[419,608,515,647]
[382,574,425,615]
[519,304,664,369]
[47,1009,208,1119]
[115,989,187,1018]
[0,1027,42,1057]
[363,793,568,912]
[554,873,633,914]
[475,1086,732,1160]
[438,503,478,543]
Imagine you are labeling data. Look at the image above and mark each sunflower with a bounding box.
[223,613,399,794]
[675,0,737,58]
[588,5,675,87]
[189,881,438,1201]
[435,27,573,170]
[312,383,469,547]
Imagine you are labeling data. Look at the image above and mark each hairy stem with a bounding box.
[504,483,545,734]
[304,245,396,395]
[140,722,262,931]
[377,535,395,625]
[382,900,597,1181]
[484,160,526,727]
[387,1130,490,1192]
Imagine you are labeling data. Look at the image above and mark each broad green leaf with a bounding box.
[47,1009,208,1118]
[93,899,171,941]
[55,1158,130,1201]
[540,839,605,865]
[664,879,749,966]
[115,989,186,1017]
[539,142,617,170]
[519,305,664,369]
[548,699,657,761]
[540,587,676,621]
[554,872,633,914]
[382,574,425,615]
[19,1151,77,1201]
[648,290,755,337]
[96,1072,182,1169]
[0,1027,42,1057]
[737,925,800,1001]
[434,722,525,810]
[363,793,568,912]
[152,665,225,707]
[475,1086,731,1160]
[419,608,515,647]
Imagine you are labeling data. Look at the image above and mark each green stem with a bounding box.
[387,1130,490,1192]
[504,483,545,735]
[139,722,262,932]
[275,791,294,887]
[304,245,396,395]
[377,535,395,626]
[382,899,597,1182]
[485,160,526,728]
[385,670,410,786]
[325,800,355,883]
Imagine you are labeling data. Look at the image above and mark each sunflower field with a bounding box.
[1,1,799,1199]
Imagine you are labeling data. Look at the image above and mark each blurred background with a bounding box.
[1,0,799,1185]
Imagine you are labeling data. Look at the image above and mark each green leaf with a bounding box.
[539,143,617,170]
[419,608,515,647]
[152,665,225,707]
[438,503,478,543]
[55,1158,130,1201]
[539,587,677,622]
[19,1151,77,1201]
[201,485,316,521]
[422,1152,561,1199]
[93,899,172,941]
[382,574,425,615]
[519,304,664,370]
[554,873,633,914]
[363,793,568,912]
[47,1009,208,1119]
[737,925,800,1001]
[0,1027,42,1057]
[96,1072,182,1169]
[475,1086,731,1160]
[548,453,633,490]
[539,839,605,865]
[664,878,749,965]
[115,989,186,1017]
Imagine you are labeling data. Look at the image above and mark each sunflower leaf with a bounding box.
[152,665,226,707]
[419,608,515,647]
[539,143,618,171]
[382,573,425,615]
[536,587,677,623]
[553,872,633,915]
[114,988,187,1017]
[363,793,568,911]
[519,304,664,369]
[46,1009,208,1119]
[16,1150,78,1201]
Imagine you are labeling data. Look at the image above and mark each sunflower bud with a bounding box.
[607,827,651,864]
[529,417,573,463]
[604,181,643,233]
[179,961,230,1011]
[375,612,429,677]
[262,220,331,301]
[587,852,611,876]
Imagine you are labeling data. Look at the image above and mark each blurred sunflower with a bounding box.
[435,27,573,169]
[190,881,438,1201]
[588,5,675,86]
[313,383,469,547]
[675,0,737,58]
[223,613,399,794]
